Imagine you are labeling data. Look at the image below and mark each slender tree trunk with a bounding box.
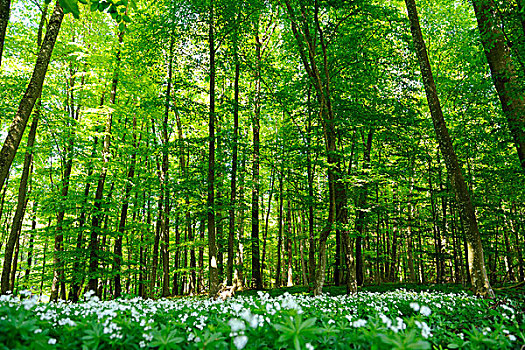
[10,234,20,291]
[0,1,62,192]
[0,113,37,294]
[227,35,240,287]
[113,115,137,298]
[250,22,263,290]
[427,159,442,284]
[87,110,111,291]
[406,179,416,283]
[0,0,11,68]
[198,216,205,293]
[207,2,219,296]
[283,0,354,295]
[160,30,174,298]
[261,168,274,283]
[24,202,37,284]
[472,0,525,170]
[306,98,316,287]
[175,104,194,294]
[87,26,123,295]
[286,199,293,287]
[405,0,494,297]
[355,130,373,286]
[69,133,97,302]
[51,66,80,300]
[275,169,284,287]
[438,158,448,282]
[509,203,524,281]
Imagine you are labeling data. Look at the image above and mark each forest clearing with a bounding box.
[1,0,525,348]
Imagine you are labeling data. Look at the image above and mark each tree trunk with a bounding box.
[275,169,283,287]
[283,0,354,295]
[24,202,37,284]
[0,112,37,294]
[51,63,81,301]
[286,199,293,287]
[227,34,240,287]
[251,22,263,290]
[306,97,316,287]
[355,130,373,286]
[472,0,525,170]
[87,112,112,294]
[0,0,11,68]
[69,133,98,302]
[405,0,494,297]
[113,115,137,298]
[160,30,173,298]
[207,2,219,297]
[0,1,62,193]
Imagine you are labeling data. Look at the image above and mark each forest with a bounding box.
[0,0,524,348]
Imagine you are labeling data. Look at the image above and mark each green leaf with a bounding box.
[59,0,80,19]
[122,15,131,23]
[98,1,110,11]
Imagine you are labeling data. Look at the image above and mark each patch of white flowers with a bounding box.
[0,289,522,349]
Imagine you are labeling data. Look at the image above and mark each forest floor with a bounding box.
[1,283,524,349]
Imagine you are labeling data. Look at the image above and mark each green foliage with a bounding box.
[149,325,184,350]
[274,314,322,350]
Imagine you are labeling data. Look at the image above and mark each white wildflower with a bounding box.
[420,305,431,316]
[48,338,57,345]
[409,302,420,311]
[233,335,248,349]
[379,314,392,328]
[229,318,246,332]
[352,319,367,328]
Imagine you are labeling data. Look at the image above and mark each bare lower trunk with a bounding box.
[405,0,494,297]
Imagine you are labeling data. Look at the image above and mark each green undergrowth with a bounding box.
[0,284,524,349]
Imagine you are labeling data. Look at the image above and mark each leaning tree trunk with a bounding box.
[1,2,47,295]
[0,0,11,68]
[0,1,63,193]
[405,0,494,297]
[471,0,525,171]
[0,109,38,294]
